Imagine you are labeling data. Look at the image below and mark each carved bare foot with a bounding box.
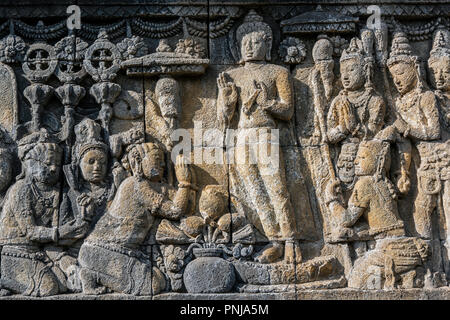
[0,288,11,296]
[284,241,303,264]
[80,268,107,295]
[255,242,284,264]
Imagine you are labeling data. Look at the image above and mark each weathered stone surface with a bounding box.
[0,0,448,300]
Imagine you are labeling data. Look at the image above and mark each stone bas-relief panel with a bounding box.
[0,1,448,299]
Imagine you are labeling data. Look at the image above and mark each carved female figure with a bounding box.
[78,143,193,295]
[60,119,114,235]
[327,35,385,190]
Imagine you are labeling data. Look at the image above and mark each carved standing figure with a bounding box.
[426,29,450,253]
[78,143,193,295]
[386,32,441,239]
[217,10,300,264]
[327,35,385,190]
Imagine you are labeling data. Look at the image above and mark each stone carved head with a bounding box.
[339,37,372,91]
[155,77,181,119]
[388,32,424,96]
[18,132,62,185]
[237,10,272,63]
[428,29,450,93]
[312,36,335,100]
[123,143,164,181]
[355,139,391,179]
[73,119,109,185]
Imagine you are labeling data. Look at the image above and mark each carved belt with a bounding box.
[1,246,47,262]
[85,240,148,260]
[369,221,405,237]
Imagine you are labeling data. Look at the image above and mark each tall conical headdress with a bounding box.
[387,32,418,67]
[429,29,450,63]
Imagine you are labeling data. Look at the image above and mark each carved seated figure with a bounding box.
[327,36,385,190]
[78,143,193,295]
[325,140,430,289]
[55,119,115,291]
[0,132,88,297]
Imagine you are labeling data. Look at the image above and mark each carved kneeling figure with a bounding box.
[78,143,193,295]
[325,140,430,289]
[0,135,88,297]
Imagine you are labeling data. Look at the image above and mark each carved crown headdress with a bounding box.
[340,37,366,62]
[429,29,450,63]
[387,32,418,67]
[236,10,273,61]
[18,130,61,161]
[73,118,108,162]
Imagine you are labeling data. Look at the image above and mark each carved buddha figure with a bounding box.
[217,10,299,264]
[325,140,429,289]
[327,36,385,189]
[387,32,441,239]
[78,143,193,295]
[0,132,87,296]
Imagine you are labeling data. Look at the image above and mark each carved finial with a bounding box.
[156,39,173,53]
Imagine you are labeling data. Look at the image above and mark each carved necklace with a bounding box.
[30,179,58,208]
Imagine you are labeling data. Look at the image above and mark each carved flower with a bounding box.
[330,36,349,57]
[279,37,306,64]
[117,36,148,60]
[164,245,186,272]
[0,35,26,64]
[175,38,206,58]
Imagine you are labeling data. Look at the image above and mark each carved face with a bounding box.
[429,56,450,92]
[0,150,13,192]
[155,80,180,118]
[141,146,165,181]
[389,61,418,95]
[354,144,377,176]
[241,32,267,62]
[27,144,61,185]
[340,57,365,91]
[80,149,107,184]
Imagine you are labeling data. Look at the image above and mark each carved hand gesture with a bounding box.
[325,178,342,204]
[59,219,89,240]
[77,193,95,221]
[175,154,191,184]
[255,81,269,108]
[396,169,411,194]
[217,72,237,105]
